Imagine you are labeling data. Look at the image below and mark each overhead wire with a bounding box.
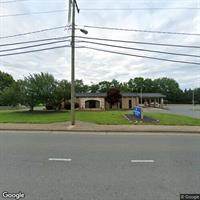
[77,40,200,58]
[0,36,69,47]
[81,25,200,36]
[1,6,200,18]
[0,39,70,53]
[0,0,29,3]
[0,25,67,39]
[0,45,84,57]
[81,7,200,10]
[0,40,200,65]
[0,9,68,18]
[0,35,200,58]
[76,36,200,49]
[2,34,200,48]
[84,46,200,65]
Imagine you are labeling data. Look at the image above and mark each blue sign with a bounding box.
[133,106,142,119]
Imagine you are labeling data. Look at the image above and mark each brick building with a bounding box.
[76,92,166,110]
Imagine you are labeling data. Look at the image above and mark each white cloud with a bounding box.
[0,0,200,89]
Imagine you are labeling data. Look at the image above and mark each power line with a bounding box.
[82,25,200,36]
[77,36,200,49]
[0,36,69,47]
[0,39,70,53]
[0,0,66,3]
[0,0,29,3]
[1,34,200,49]
[79,0,199,1]
[85,46,200,65]
[0,9,68,18]
[1,6,200,18]
[0,25,67,39]
[1,43,200,65]
[81,7,200,10]
[78,40,200,58]
[1,38,199,58]
[0,45,83,57]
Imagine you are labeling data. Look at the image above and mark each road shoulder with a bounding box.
[0,121,199,134]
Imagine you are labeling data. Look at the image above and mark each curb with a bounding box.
[0,127,200,134]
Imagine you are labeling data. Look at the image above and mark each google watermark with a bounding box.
[180,194,200,200]
[2,191,25,199]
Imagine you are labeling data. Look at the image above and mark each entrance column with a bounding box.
[160,98,164,108]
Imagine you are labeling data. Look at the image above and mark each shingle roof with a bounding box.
[121,93,139,97]
[140,93,166,98]
[76,93,107,97]
[76,92,166,98]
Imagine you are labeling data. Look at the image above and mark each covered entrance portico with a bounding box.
[85,100,100,109]
[78,96,105,110]
[140,93,165,108]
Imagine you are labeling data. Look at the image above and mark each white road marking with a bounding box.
[48,158,72,162]
[131,160,155,163]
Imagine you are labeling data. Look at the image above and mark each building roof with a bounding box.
[140,93,166,98]
[76,93,107,97]
[121,93,140,97]
[76,92,166,98]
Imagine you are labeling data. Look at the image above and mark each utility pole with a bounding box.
[68,0,86,125]
[192,90,195,112]
[140,88,143,106]
[71,0,76,125]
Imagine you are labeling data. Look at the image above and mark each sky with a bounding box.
[0,0,200,89]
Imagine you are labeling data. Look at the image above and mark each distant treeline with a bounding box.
[0,71,199,110]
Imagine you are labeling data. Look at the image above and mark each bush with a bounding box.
[64,101,71,110]
[64,101,79,110]
[45,103,54,110]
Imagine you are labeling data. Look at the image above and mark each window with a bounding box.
[129,100,132,109]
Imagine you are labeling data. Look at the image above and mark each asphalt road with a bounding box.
[0,131,200,200]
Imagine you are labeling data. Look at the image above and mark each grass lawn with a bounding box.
[0,110,130,125]
[0,110,199,125]
[144,112,200,126]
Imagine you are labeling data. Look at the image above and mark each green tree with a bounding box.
[20,76,40,111]
[75,79,89,93]
[120,82,130,92]
[110,79,121,88]
[34,73,57,107]
[143,78,155,92]
[53,80,71,110]
[89,83,100,93]
[20,73,57,111]
[0,71,15,91]
[98,81,111,92]
[0,82,21,106]
[153,77,182,103]
[194,88,200,104]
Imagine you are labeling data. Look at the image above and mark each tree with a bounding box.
[0,71,15,91]
[120,82,130,92]
[110,79,121,88]
[75,79,89,93]
[194,88,200,104]
[20,73,57,111]
[89,83,100,93]
[34,73,57,106]
[98,81,112,92]
[153,77,182,103]
[133,77,145,92]
[106,88,122,108]
[143,78,155,92]
[0,82,21,106]
[53,80,71,110]
[20,76,40,111]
